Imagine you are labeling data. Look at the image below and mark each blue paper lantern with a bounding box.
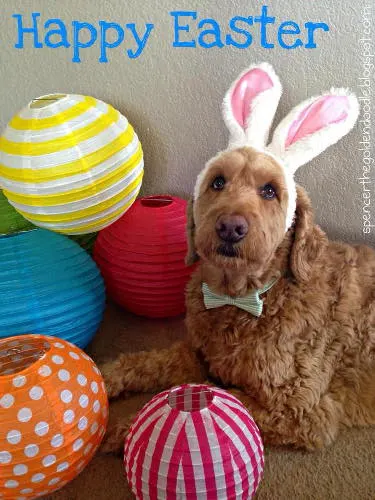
[0,228,105,348]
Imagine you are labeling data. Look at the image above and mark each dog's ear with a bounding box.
[222,62,282,149]
[289,187,327,282]
[185,197,199,266]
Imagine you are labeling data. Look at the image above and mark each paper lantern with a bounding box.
[0,189,97,254]
[124,384,264,499]
[0,228,105,348]
[94,195,195,318]
[0,93,144,235]
[0,334,108,499]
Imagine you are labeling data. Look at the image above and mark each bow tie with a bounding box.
[202,279,277,317]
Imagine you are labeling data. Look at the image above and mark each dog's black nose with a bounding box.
[215,215,249,243]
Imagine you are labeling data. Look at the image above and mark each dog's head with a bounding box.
[187,63,359,279]
[190,147,288,276]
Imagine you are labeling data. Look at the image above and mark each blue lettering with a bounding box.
[72,21,97,63]
[278,21,303,49]
[170,11,197,48]
[254,6,275,49]
[198,18,224,48]
[226,16,253,49]
[13,13,43,48]
[44,19,70,48]
[305,22,329,48]
[125,23,154,59]
[99,21,124,62]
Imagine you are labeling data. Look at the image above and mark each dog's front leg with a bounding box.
[100,341,207,454]
[100,340,207,399]
[223,387,277,435]
[226,388,341,450]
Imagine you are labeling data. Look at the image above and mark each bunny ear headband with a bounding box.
[194,62,359,232]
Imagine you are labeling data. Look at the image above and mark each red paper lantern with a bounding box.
[94,195,195,318]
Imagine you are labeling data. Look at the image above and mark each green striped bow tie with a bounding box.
[202,279,277,317]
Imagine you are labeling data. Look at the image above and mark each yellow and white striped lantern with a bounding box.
[0,94,144,234]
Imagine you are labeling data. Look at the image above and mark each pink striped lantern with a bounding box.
[124,384,264,499]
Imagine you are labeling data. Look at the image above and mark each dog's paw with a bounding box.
[301,424,338,451]
[100,416,135,455]
[99,358,127,399]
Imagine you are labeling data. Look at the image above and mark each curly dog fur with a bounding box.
[100,147,375,454]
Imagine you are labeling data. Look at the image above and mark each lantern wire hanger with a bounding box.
[143,197,173,202]
[168,390,214,398]
[140,195,174,207]
[0,338,49,375]
[167,386,215,411]
[29,94,68,109]
[32,97,63,101]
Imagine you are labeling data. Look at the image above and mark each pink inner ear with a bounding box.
[231,69,273,128]
[285,95,349,148]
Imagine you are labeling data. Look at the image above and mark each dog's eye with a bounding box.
[211,176,226,191]
[260,184,277,200]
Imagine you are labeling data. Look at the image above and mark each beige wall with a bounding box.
[0,0,373,245]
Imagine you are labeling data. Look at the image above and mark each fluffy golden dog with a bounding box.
[100,64,375,453]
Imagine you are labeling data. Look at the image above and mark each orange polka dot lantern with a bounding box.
[0,335,108,499]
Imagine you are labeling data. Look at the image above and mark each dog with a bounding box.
[100,63,375,453]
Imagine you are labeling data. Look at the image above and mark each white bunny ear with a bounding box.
[222,62,282,149]
[267,88,359,174]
